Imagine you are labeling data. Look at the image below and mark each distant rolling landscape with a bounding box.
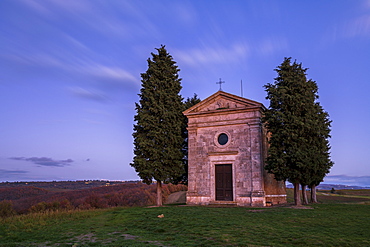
[0,181,187,214]
[1,181,369,246]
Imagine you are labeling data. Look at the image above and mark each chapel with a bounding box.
[183,91,286,207]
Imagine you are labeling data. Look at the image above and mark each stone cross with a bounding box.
[216,78,225,91]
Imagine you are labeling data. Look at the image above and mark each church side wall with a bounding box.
[262,127,287,205]
[186,127,212,205]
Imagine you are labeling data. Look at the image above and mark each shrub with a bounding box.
[82,194,108,209]
[0,200,17,218]
[29,199,74,213]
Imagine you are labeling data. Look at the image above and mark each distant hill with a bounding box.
[286,183,370,190]
[0,180,138,191]
[2,180,368,191]
[0,181,186,214]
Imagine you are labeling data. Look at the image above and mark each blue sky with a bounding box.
[1,0,369,187]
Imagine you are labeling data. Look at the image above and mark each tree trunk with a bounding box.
[310,184,318,203]
[293,182,302,206]
[301,184,308,205]
[156,180,163,206]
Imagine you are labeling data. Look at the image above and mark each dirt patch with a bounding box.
[289,206,313,209]
[73,233,97,243]
[111,232,168,247]
[121,233,138,240]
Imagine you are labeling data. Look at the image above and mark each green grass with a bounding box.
[1,194,370,246]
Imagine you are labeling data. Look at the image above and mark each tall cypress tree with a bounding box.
[298,98,333,204]
[306,104,333,203]
[173,94,201,185]
[131,45,184,206]
[263,57,333,206]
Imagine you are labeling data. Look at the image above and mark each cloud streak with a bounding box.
[344,15,370,38]
[5,52,138,84]
[10,157,73,167]
[0,169,29,175]
[4,51,139,102]
[69,87,109,102]
[0,169,29,180]
[174,43,250,67]
[323,175,370,187]
[256,37,288,56]
[23,0,160,39]
[339,2,370,39]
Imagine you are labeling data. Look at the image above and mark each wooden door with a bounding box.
[215,164,233,201]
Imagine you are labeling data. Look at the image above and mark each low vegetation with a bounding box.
[0,189,369,246]
[0,182,187,214]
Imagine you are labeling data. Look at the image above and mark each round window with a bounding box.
[218,133,229,145]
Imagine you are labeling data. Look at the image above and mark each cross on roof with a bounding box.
[216,78,225,91]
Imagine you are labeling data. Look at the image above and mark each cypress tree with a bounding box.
[306,104,333,203]
[131,45,184,206]
[172,94,201,185]
[263,57,333,206]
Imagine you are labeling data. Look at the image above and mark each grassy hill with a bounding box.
[1,189,370,246]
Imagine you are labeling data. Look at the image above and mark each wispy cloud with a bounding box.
[174,43,250,67]
[5,52,138,83]
[22,0,53,16]
[10,157,73,167]
[23,0,159,39]
[174,37,287,69]
[23,0,93,18]
[84,65,137,82]
[4,51,139,101]
[4,53,65,68]
[69,87,109,102]
[171,1,198,27]
[44,0,92,13]
[3,0,142,100]
[0,169,29,180]
[323,175,370,187]
[256,37,288,56]
[344,15,370,38]
[341,1,370,39]
[0,169,28,175]
[63,34,91,52]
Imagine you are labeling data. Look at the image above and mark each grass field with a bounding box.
[1,190,370,247]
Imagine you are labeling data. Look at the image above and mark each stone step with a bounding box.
[208,201,238,207]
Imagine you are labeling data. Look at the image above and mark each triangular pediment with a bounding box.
[183,91,264,115]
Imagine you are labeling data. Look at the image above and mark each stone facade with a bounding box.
[183,91,286,207]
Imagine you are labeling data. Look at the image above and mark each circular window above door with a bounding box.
[218,133,228,145]
[215,131,231,148]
